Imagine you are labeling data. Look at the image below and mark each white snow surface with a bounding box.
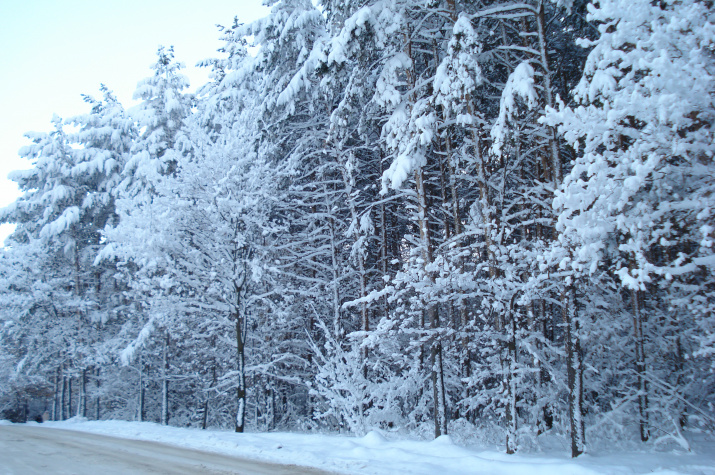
[25,419,715,475]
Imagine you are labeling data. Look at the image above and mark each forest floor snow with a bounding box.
[12,419,715,474]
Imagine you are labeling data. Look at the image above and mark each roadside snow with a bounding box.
[34,419,715,475]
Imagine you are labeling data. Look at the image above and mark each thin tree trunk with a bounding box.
[404,24,448,438]
[52,368,59,421]
[416,166,448,438]
[95,367,101,420]
[60,375,67,420]
[467,99,497,280]
[161,332,170,426]
[676,329,687,428]
[202,345,218,430]
[201,398,210,430]
[67,376,73,419]
[632,288,649,442]
[534,0,566,440]
[539,300,553,431]
[268,380,275,431]
[438,4,472,399]
[565,287,585,457]
[77,368,86,418]
[343,165,370,375]
[229,218,250,434]
[431,339,448,437]
[535,0,561,187]
[137,358,145,422]
[505,298,518,454]
[235,304,247,433]
[327,204,342,339]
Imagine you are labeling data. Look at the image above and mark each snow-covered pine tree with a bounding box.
[545,0,715,448]
[98,46,193,426]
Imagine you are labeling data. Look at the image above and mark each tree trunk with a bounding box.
[505,299,518,454]
[235,305,247,433]
[416,167,448,438]
[675,330,687,428]
[202,353,217,430]
[201,398,210,430]
[436,6,471,404]
[343,165,370,376]
[539,300,553,431]
[632,288,649,442]
[137,359,145,422]
[378,154,392,325]
[60,375,67,420]
[268,381,275,431]
[95,367,101,420]
[326,203,342,339]
[52,368,59,421]
[565,287,585,457]
[403,22,447,440]
[535,0,561,187]
[67,376,73,419]
[161,332,170,426]
[77,368,86,418]
[431,339,448,438]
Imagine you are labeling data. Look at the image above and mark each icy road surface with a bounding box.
[0,425,337,475]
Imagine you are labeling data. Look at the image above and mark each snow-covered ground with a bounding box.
[7,419,710,474]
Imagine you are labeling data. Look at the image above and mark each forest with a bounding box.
[0,0,713,458]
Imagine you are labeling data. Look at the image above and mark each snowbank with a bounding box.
[36,419,715,475]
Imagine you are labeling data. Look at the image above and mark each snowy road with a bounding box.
[0,425,337,475]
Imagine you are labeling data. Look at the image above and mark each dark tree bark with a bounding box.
[161,332,170,426]
[95,367,101,420]
[77,368,86,418]
[565,287,585,457]
[632,288,649,442]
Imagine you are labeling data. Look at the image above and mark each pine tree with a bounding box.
[545,0,715,448]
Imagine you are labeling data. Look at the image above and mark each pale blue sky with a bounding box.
[0,0,269,243]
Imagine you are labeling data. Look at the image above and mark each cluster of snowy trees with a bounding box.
[1,0,713,457]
